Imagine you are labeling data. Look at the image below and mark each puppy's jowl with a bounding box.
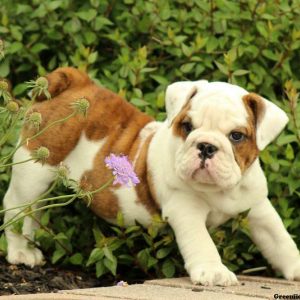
[3,67,300,286]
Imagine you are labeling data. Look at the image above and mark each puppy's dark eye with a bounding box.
[181,122,193,135]
[229,131,245,143]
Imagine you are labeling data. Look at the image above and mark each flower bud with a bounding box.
[71,98,90,116]
[35,77,48,89]
[0,80,9,91]
[32,146,50,163]
[57,162,70,179]
[26,112,42,129]
[6,101,19,113]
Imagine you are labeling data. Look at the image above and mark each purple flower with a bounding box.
[116,280,128,287]
[105,154,140,187]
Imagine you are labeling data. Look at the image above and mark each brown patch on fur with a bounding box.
[134,134,159,214]
[233,93,265,172]
[80,129,154,220]
[171,100,192,139]
[80,154,120,220]
[22,67,155,219]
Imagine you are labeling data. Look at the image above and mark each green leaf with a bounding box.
[70,253,83,265]
[93,226,105,246]
[96,261,107,278]
[104,257,117,276]
[262,49,278,61]
[10,26,22,41]
[86,248,104,267]
[40,210,50,226]
[148,224,158,238]
[276,134,298,146]
[13,83,28,96]
[0,59,10,77]
[125,225,141,234]
[285,144,294,160]
[147,256,158,268]
[227,48,237,63]
[63,18,82,33]
[150,75,169,85]
[180,63,196,73]
[88,51,98,64]
[76,9,98,22]
[83,31,97,44]
[283,218,293,229]
[116,211,124,227]
[140,67,156,74]
[206,37,218,53]
[232,69,250,76]
[94,16,113,31]
[7,42,23,54]
[90,0,100,8]
[256,22,268,38]
[156,91,165,109]
[137,249,149,269]
[215,61,228,75]
[131,98,150,107]
[182,43,193,57]
[156,247,172,259]
[162,259,175,278]
[52,248,66,264]
[159,2,171,20]
[0,234,7,254]
[54,232,68,241]
[15,4,31,14]
[46,0,62,11]
[31,43,48,53]
[103,246,115,262]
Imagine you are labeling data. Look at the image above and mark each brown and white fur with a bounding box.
[3,67,300,286]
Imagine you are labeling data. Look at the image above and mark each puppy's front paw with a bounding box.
[284,259,300,281]
[190,263,239,286]
[7,246,45,268]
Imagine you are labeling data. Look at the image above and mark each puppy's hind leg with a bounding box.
[3,147,55,267]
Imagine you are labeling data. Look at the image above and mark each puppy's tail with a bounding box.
[34,67,91,101]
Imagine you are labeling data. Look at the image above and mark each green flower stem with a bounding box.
[0,177,114,231]
[0,194,77,226]
[90,177,114,194]
[0,157,35,168]
[0,180,68,226]
[0,183,64,215]
[0,196,78,231]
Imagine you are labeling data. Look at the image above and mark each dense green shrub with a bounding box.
[0,0,300,281]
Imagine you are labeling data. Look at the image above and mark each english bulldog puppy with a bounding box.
[3,67,300,286]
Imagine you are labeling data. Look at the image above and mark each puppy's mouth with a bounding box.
[191,159,215,183]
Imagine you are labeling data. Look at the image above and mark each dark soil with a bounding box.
[0,257,114,296]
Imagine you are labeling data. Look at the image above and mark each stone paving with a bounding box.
[1,275,300,300]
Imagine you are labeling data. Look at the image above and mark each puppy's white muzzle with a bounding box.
[176,130,241,189]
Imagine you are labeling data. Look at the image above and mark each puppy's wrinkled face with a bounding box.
[166,81,288,190]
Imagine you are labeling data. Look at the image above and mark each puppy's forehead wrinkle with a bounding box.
[189,101,248,133]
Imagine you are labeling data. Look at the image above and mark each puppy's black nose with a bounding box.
[197,142,218,159]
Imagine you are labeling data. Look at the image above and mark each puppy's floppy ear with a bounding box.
[165,80,208,126]
[243,93,289,150]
